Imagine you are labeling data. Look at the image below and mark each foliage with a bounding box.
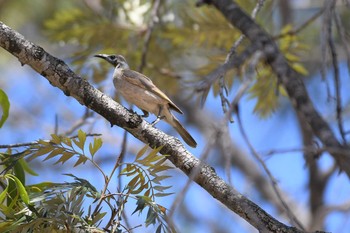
[40,0,308,118]
[245,24,308,117]
[0,130,174,232]
[245,24,309,117]
[120,145,174,232]
[0,89,10,128]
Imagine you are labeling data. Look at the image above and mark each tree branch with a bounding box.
[197,0,350,177]
[0,21,323,233]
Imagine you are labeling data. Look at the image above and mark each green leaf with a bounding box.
[151,175,171,184]
[18,158,38,176]
[145,207,156,226]
[132,196,147,215]
[153,185,172,192]
[50,134,62,144]
[154,192,174,197]
[285,53,300,62]
[7,174,29,205]
[144,188,151,197]
[149,165,173,175]
[77,129,86,147]
[0,89,10,128]
[91,212,107,225]
[74,155,87,167]
[0,185,9,204]
[120,164,137,175]
[37,139,51,146]
[130,186,144,195]
[291,63,309,76]
[128,175,141,188]
[136,145,149,160]
[32,145,55,158]
[62,137,72,147]
[26,181,55,192]
[89,137,102,156]
[54,152,74,164]
[156,224,162,233]
[13,160,25,185]
[147,146,163,161]
[73,139,84,151]
[44,147,65,161]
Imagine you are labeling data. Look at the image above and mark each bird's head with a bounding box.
[94,54,129,69]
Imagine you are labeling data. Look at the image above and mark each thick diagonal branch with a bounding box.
[0,21,323,232]
[198,0,350,177]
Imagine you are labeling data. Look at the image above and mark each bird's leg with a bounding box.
[151,106,165,126]
[141,110,149,118]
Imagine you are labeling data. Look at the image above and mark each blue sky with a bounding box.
[1,51,350,232]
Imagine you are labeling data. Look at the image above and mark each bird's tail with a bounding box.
[170,116,197,148]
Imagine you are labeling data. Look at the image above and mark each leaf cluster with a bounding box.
[0,130,175,232]
[27,129,102,167]
[0,89,10,128]
[0,172,102,232]
[119,145,174,232]
[247,24,309,117]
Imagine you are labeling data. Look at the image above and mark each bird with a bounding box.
[94,54,197,148]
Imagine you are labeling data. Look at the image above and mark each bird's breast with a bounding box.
[113,77,166,116]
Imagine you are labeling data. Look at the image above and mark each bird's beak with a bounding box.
[94,54,108,60]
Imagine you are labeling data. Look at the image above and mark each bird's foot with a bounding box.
[141,110,149,118]
[151,116,165,126]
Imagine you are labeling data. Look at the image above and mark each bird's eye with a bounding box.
[110,55,116,60]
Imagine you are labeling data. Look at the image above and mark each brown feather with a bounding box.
[122,69,183,114]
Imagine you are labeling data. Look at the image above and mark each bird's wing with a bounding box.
[122,69,183,114]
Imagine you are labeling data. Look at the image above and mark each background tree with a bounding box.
[0,0,350,232]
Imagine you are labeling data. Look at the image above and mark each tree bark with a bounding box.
[0,21,323,233]
[196,0,350,178]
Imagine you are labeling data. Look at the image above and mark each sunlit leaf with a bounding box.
[128,175,141,188]
[18,158,38,176]
[7,174,29,205]
[13,160,25,185]
[54,152,75,165]
[136,145,149,160]
[50,134,62,144]
[0,89,10,128]
[89,138,102,157]
[145,207,156,226]
[153,185,172,192]
[151,175,171,184]
[77,129,86,147]
[44,148,65,161]
[291,63,309,76]
[33,145,55,158]
[0,185,8,204]
[154,192,174,197]
[74,155,87,167]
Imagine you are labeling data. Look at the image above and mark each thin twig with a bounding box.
[226,0,265,61]
[137,0,161,73]
[0,133,101,149]
[235,106,306,231]
[119,131,133,231]
[334,7,350,84]
[273,9,324,39]
[93,131,128,226]
[225,51,263,122]
[321,1,333,100]
[331,9,347,143]
[322,0,346,143]
[167,125,220,219]
[64,109,93,136]
[217,0,265,118]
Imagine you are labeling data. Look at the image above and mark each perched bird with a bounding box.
[94,54,197,148]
